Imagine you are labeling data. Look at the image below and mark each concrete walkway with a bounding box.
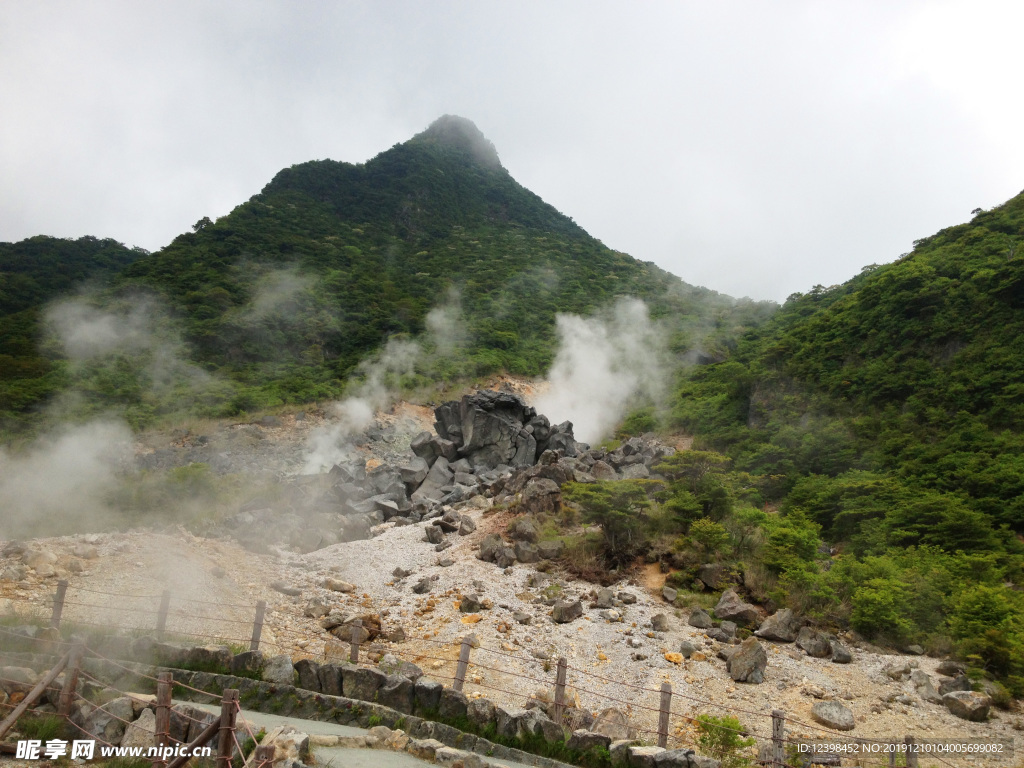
[186,701,539,768]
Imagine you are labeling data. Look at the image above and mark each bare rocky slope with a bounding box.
[1,378,1019,765]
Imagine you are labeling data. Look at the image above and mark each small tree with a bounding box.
[689,517,731,560]
[695,714,755,768]
[562,480,651,567]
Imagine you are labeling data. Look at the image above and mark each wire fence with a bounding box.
[0,581,995,768]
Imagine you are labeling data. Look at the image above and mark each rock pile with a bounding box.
[221,389,678,556]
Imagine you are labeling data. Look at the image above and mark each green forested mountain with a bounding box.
[667,190,1024,683]
[0,116,767,430]
[0,236,144,424]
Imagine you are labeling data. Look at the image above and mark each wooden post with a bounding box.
[165,717,220,768]
[552,657,567,725]
[156,590,171,638]
[349,618,363,664]
[50,579,68,629]
[250,600,266,651]
[888,742,896,768]
[0,650,70,740]
[57,643,84,717]
[153,672,173,768]
[657,681,672,749]
[253,745,275,768]
[905,735,918,768]
[216,689,239,768]
[453,636,472,692]
[771,710,785,768]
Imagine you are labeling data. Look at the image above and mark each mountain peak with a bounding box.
[411,115,502,170]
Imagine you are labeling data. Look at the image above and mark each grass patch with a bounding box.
[17,714,67,741]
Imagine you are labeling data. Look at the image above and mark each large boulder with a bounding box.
[830,641,852,664]
[120,709,157,750]
[508,516,540,542]
[414,678,443,714]
[294,658,321,691]
[342,666,387,702]
[399,456,430,491]
[435,391,542,468]
[696,563,736,591]
[84,696,135,744]
[264,659,296,688]
[412,457,454,503]
[810,701,855,731]
[568,729,611,751]
[538,540,565,559]
[714,590,760,626]
[467,697,497,729]
[479,533,504,562]
[688,608,713,629]
[938,674,972,695]
[755,609,802,643]
[553,600,584,623]
[519,477,561,516]
[910,670,943,704]
[590,707,630,741]
[726,637,767,684]
[943,691,991,721]
[378,674,414,714]
[515,541,540,563]
[795,627,831,658]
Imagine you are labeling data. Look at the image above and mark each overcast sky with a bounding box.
[2,1,1022,302]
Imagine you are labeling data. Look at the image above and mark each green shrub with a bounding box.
[695,714,756,768]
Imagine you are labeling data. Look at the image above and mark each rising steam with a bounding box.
[301,291,468,473]
[0,419,133,538]
[302,338,420,473]
[535,297,667,445]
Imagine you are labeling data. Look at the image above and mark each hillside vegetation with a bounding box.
[0,236,144,428]
[649,191,1024,689]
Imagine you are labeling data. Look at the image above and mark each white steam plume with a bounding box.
[0,420,133,538]
[301,292,467,473]
[46,293,215,400]
[302,337,421,473]
[244,267,315,321]
[535,297,667,445]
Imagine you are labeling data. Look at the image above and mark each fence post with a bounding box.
[552,657,567,725]
[349,619,363,664]
[50,580,68,629]
[153,672,173,768]
[888,742,896,768]
[657,681,672,749]
[0,650,70,740]
[156,590,171,638]
[771,710,785,768]
[253,745,275,768]
[250,600,267,651]
[57,643,84,717]
[453,636,472,692]
[216,689,240,768]
[905,735,918,768]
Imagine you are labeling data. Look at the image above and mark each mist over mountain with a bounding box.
[0,116,768,432]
